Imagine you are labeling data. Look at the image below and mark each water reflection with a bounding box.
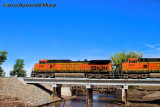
[48,94,117,107]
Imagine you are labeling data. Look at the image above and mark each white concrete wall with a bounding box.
[61,87,72,96]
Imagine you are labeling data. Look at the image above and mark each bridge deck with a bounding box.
[23,78,160,87]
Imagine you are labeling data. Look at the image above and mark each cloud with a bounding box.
[144,44,160,58]
[144,53,160,58]
[145,44,155,48]
[154,44,160,46]
[145,44,160,51]
[157,48,160,51]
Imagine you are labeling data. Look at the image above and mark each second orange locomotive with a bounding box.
[122,58,160,78]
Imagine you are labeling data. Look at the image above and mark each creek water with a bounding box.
[47,94,120,107]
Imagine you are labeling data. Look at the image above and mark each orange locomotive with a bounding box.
[122,58,160,78]
[32,59,112,78]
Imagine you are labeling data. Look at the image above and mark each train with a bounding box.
[31,58,160,79]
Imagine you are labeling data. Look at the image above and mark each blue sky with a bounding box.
[0,0,160,76]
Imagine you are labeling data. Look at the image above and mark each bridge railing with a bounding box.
[53,74,153,79]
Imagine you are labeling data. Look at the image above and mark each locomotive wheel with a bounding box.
[95,74,100,79]
[123,74,128,79]
[141,74,147,79]
[132,74,138,79]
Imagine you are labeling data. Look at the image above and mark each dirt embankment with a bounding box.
[0,78,54,107]
[123,86,160,107]
[0,95,25,107]
[128,86,160,102]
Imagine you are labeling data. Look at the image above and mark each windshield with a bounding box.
[129,60,137,63]
[40,61,46,64]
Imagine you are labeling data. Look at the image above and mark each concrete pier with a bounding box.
[124,89,128,105]
[116,85,128,105]
[87,88,93,103]
[56,87,61,98]
[116,88,125,101]
[86,85,93,104]
[123,85,128,105]
[52,84,62,98]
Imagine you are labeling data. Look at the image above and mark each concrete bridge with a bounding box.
[21,78,160,104]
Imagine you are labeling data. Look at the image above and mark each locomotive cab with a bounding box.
[128,58,138,63]
[122,58,139,74]
[124,58,138,65]
[39,60,47,64]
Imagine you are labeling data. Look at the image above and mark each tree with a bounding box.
[10,59,27,77]
[110,50,143,73]
[0,66,5,77]
[126,51,143,58]
[0,51,8,77]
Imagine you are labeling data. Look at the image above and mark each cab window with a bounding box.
[40,61,46,64]
[129,60,137,63]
